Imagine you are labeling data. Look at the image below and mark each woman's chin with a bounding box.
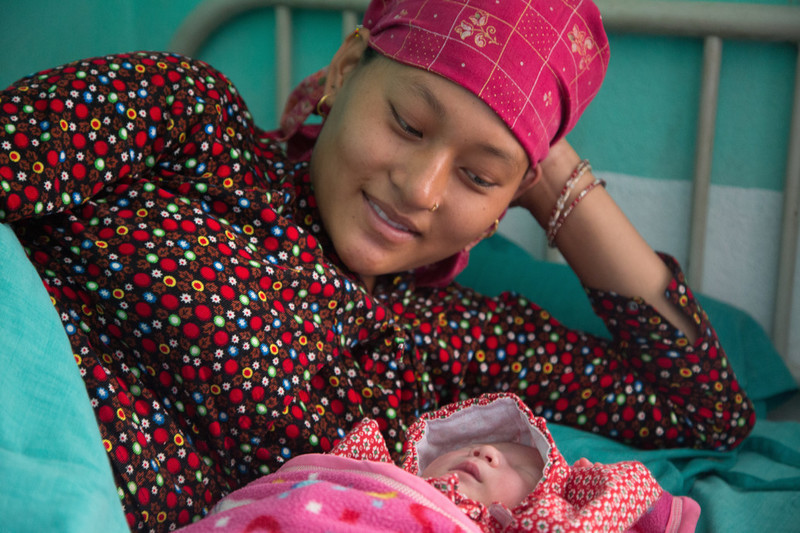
[340,250,415,283]
[334,237,461,282]
[337,247,392,279]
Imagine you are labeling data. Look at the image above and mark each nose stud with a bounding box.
[429,202,439,213]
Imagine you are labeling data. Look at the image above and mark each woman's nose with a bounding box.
[391,149,450,210]
[471,444,501,467]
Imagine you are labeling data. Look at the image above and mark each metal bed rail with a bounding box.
[169,0,800,358]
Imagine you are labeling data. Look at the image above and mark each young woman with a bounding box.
[0,0,753,530]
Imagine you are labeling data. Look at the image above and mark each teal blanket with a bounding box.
[1,223,798,532]
[551,420,800,532]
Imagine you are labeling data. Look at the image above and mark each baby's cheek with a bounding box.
[498,475,535,508]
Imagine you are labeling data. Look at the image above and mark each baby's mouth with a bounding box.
[453,461,482,482]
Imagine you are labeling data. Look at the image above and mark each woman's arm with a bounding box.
[517,139,699,341]
[0,52,268,224]
[401,281,754,450]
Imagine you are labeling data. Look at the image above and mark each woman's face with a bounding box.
[310,41,536,288]
[420,442,544,508]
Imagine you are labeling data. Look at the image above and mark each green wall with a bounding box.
[1,0,797,191]
[1,1,200,83]
[572,34,796,190]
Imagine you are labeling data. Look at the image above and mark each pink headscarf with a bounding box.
[363,0,609,166]
[276,0,610,286]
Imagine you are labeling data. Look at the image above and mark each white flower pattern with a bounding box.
[455,10,498,48]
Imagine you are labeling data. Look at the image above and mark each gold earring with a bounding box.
[316,94,330,118]
[429,202,439,213]
[354,25,363,39]
[486,219,499,238]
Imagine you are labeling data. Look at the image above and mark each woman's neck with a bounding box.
[360,274,376,294]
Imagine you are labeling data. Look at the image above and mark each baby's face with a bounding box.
[420,442,544,508]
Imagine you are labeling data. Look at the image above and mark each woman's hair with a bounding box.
[360,46,380,65]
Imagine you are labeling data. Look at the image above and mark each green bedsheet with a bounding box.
[550,420,800,532]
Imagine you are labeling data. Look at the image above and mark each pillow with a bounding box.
[458,234,798,413]
[0,223,128,533]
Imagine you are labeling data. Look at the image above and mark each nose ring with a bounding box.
[429,202,439,213]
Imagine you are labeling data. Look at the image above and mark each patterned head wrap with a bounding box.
[276,0,610,286]
[362,0,609,166]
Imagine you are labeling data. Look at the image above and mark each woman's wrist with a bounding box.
[519,140,588,227]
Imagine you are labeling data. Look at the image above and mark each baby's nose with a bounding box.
[472,444,500,466]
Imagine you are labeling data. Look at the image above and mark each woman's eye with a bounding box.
[391,105,423,138]
[464,169,493,188]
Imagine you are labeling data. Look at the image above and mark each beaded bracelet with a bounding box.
[546,159,591,240]
[546,177,607,247]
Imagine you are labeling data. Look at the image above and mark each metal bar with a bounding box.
[275,6,293,121]
[596,0,800,42]
[773,45,800,356]
[342,10,359,39]
[687,36,722,290]
[169,0,370,56]
[170,1,800,56]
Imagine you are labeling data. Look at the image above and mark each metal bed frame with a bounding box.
[169,0,800,359]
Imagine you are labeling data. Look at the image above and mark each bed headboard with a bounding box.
[168,0,800,380]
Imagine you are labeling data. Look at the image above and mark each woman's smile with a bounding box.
[363,192,421,239]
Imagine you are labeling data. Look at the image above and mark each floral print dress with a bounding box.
[0,52,753,532]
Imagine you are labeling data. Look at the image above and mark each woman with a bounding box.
[0,0,753,530]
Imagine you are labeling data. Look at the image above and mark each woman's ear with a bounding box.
[324,28,372,99]
[511,165,542,203]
